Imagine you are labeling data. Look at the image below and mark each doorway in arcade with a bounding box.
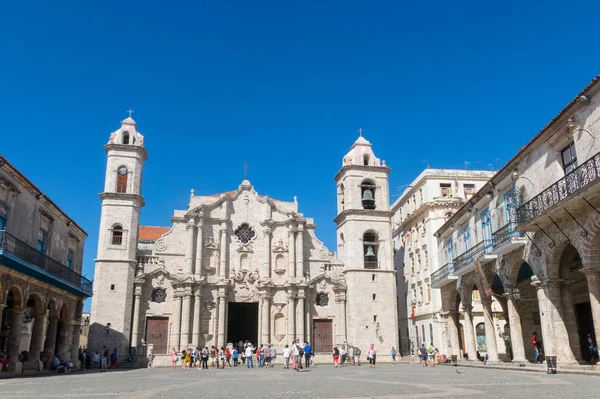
[227,302,258,346]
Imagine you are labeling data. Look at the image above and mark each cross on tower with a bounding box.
[242,162,249,180]
[127,109,134,118]
[357,128,364,137]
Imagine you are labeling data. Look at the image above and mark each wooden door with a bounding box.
[145,317,168,354]
[313,319,332,353]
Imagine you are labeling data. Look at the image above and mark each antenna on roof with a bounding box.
[421,160,429,169]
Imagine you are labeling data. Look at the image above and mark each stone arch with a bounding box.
[6,285,24,310]
[26,292,45,315]
[59,302,70,321]
[47,298,58,318]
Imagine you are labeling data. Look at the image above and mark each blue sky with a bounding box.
[1,1,599,310]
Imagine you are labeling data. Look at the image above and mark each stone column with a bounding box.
[532,279,555,358]
[219,224,228,278]
[297,290,305,343]
[195,219,204,278]
[217,290,227,348]
[505,294,526,362]
[539,279,576,362]
[296,224,304,279]
[561,281,582,359]
[258,300,263,344]
[480,298,499,361]
[336,294,347,347]
[192,288,202,347]
[7,308,24,372]
[131,285,143,350]
[29,312,47,361]
[70,322,82,368]
[582,268,600,354]
[171,291,182,351]
[56,320,70,357]
[288,228,296,278]
[261,296,270,345]
[0,305,5,336]
[263,228,272,279]
[448,311,461,357]
[462,305,477,360]
[185,220,196,274]
[180,289,192,348]
[287,291,295,342]
[305,295,312,345]
[43,316,59,358]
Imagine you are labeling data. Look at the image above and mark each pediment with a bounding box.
[134,266,184,286]
[306,273,347,290]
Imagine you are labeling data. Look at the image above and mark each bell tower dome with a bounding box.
[334,131,398,360]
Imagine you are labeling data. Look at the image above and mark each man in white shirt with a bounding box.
[245,344,254,368]
[292,343,300,371]
[282,344,291,369]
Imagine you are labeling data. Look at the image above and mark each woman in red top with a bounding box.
[332,346,340,368]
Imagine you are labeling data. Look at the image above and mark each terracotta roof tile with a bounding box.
[139,226,170,241]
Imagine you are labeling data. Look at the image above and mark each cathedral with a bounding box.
[89,117,399,364]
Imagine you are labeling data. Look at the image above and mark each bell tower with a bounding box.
[89,115,147,354]
[334,133,398,359]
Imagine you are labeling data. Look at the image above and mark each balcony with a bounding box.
[517,151,600,228]
[0,230,92,297]
[453,239,496,277]
[492,222,527,255]
[430,262,458,288]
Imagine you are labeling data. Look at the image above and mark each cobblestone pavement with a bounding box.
[1,364,599,399]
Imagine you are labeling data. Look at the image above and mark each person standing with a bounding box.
[232,347,239,367]
[201,346,209,369]
[340,347,346,367]
[427,343,435,367]
[245,344,254,368]
[354,346,361,366]
[332,346,340,368]
[368,344,376,368]
[419,344,428,367]
[209,346,217,369]
[304,342,312,368]
[170,348,178,370]
[225,346,232,367]
[391,347,397,364]
[293,343,301,371]
[92,351,100,369]
[147,350,155,368]
[532,332,540,364]
[283,344,291,369]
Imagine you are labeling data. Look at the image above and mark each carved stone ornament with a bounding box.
[151,289,167,303]
[234,223,256,246]
[155,238,167,252]
[318,247,329,259]
[232,268,260,302]
[272,239,288,253]
[316,293,329,307]
[318,280,327,291]
[204,237,219,250]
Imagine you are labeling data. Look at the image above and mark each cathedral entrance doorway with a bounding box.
[227,302,258,346]
[313,319,332,353]
[146,317,168,354]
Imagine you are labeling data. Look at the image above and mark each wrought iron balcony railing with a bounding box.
[517,151,600,225]
[0,230,93,294]
[453,239,494,275]
[431,262,455,287]
[492,222,521,249]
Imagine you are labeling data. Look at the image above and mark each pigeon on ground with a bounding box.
[456,369,461,374]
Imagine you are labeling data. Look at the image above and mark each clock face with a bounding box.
[118,167,128,176]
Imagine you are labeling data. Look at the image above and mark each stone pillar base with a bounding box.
[510,358,527,364]
[8,362,23,373]
[22,360,44,372]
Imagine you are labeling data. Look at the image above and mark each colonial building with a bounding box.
[89,120,398,364]
[392,169,494,355]
[0,155,91,372]
[433,75,600,365]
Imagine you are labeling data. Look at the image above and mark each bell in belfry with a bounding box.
[362,187,375,208]
[365,245,376,257]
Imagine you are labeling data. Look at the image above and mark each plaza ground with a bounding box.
[1,363,600,398]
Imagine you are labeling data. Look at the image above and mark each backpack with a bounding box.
[299,348,304,357]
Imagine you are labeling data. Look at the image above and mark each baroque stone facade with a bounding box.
[89,121,399,363]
